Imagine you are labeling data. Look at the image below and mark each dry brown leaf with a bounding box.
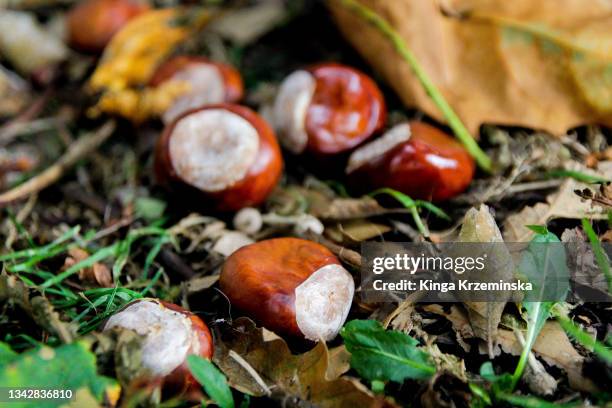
[336,219,392,243]
[424,304,597,393]
[311,197,400,220]
[0,272,77,343]
[561,228,610,294]
[503,177,609,242]
[457,204,512,357]
[329,0,612,134]
[213,317,398,407]
[64,248,112,288]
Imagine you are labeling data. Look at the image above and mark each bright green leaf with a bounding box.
[186,355,234,408]
[512,228,569,389]
[0,342,119,408]
[340,319,435,382]
[0,342,17,367]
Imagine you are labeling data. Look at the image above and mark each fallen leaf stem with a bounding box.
[337,0,492,172]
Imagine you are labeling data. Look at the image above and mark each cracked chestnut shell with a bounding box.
[273,63,386,157]
[150,56,244,123]
[154,103,283,211]
[346,121,475,201]
[220,238,355,341]
[67,0,150,53]
[103,298,213,396]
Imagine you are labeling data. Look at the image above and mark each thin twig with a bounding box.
[0,121,116,206]
[0,87,54,146]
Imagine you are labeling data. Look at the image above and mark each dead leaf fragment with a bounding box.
[425,304,597,392]
[503,177,609,242]
[0,272,77,343]
[329,0,612,134]
[457,204,512,357]
[214,318,398,407]
[561,228,610,295]
[63,248,112,288]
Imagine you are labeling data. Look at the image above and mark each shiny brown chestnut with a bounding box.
[219,238,354,341]
[67,0,150,53]
[103,298,213,395]
[150,56,244,123]
[273,63,386,156]
[154,104,283,211]
[346,121,475,201]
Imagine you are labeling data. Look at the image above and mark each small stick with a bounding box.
[0,121,115,206]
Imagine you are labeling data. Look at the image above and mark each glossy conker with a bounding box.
[273,63,386,156]
[219,237,354,341]
[154,103,283,211]
[346,121,475,201]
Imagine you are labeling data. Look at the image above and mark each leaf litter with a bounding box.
[0,1,610,407]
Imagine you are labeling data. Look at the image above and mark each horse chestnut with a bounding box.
[150,56,244,123]
[273,63,386,156]
[219,238,355,341]
[67,0,150,53]
[346,122,475,201]
[103,298,213,395]
[154,104,283,211]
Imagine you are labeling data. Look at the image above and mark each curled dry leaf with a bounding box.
[88,8,214,122]
[456,204,513,357]
[0,272,77,343]
[561,228,610,295]
[503,176,609,242]
[311,196,398,220]
[213,317,398,407]
[326,219,392,244]
[329,0,612,135]
[64,247,113,288]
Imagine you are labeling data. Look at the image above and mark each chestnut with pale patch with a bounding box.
[103,298,213,396]
[346,122,411,174]
[155,104,283,211]
[272,63,386,157]
[150,56,244,123]
[273,70,316,154]
[168,109,259,192]
[220,238,354,341]
[347,121,475,201]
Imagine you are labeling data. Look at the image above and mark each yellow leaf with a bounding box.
[88,8,213,122]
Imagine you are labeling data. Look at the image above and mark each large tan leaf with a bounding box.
[329,0,612,134]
